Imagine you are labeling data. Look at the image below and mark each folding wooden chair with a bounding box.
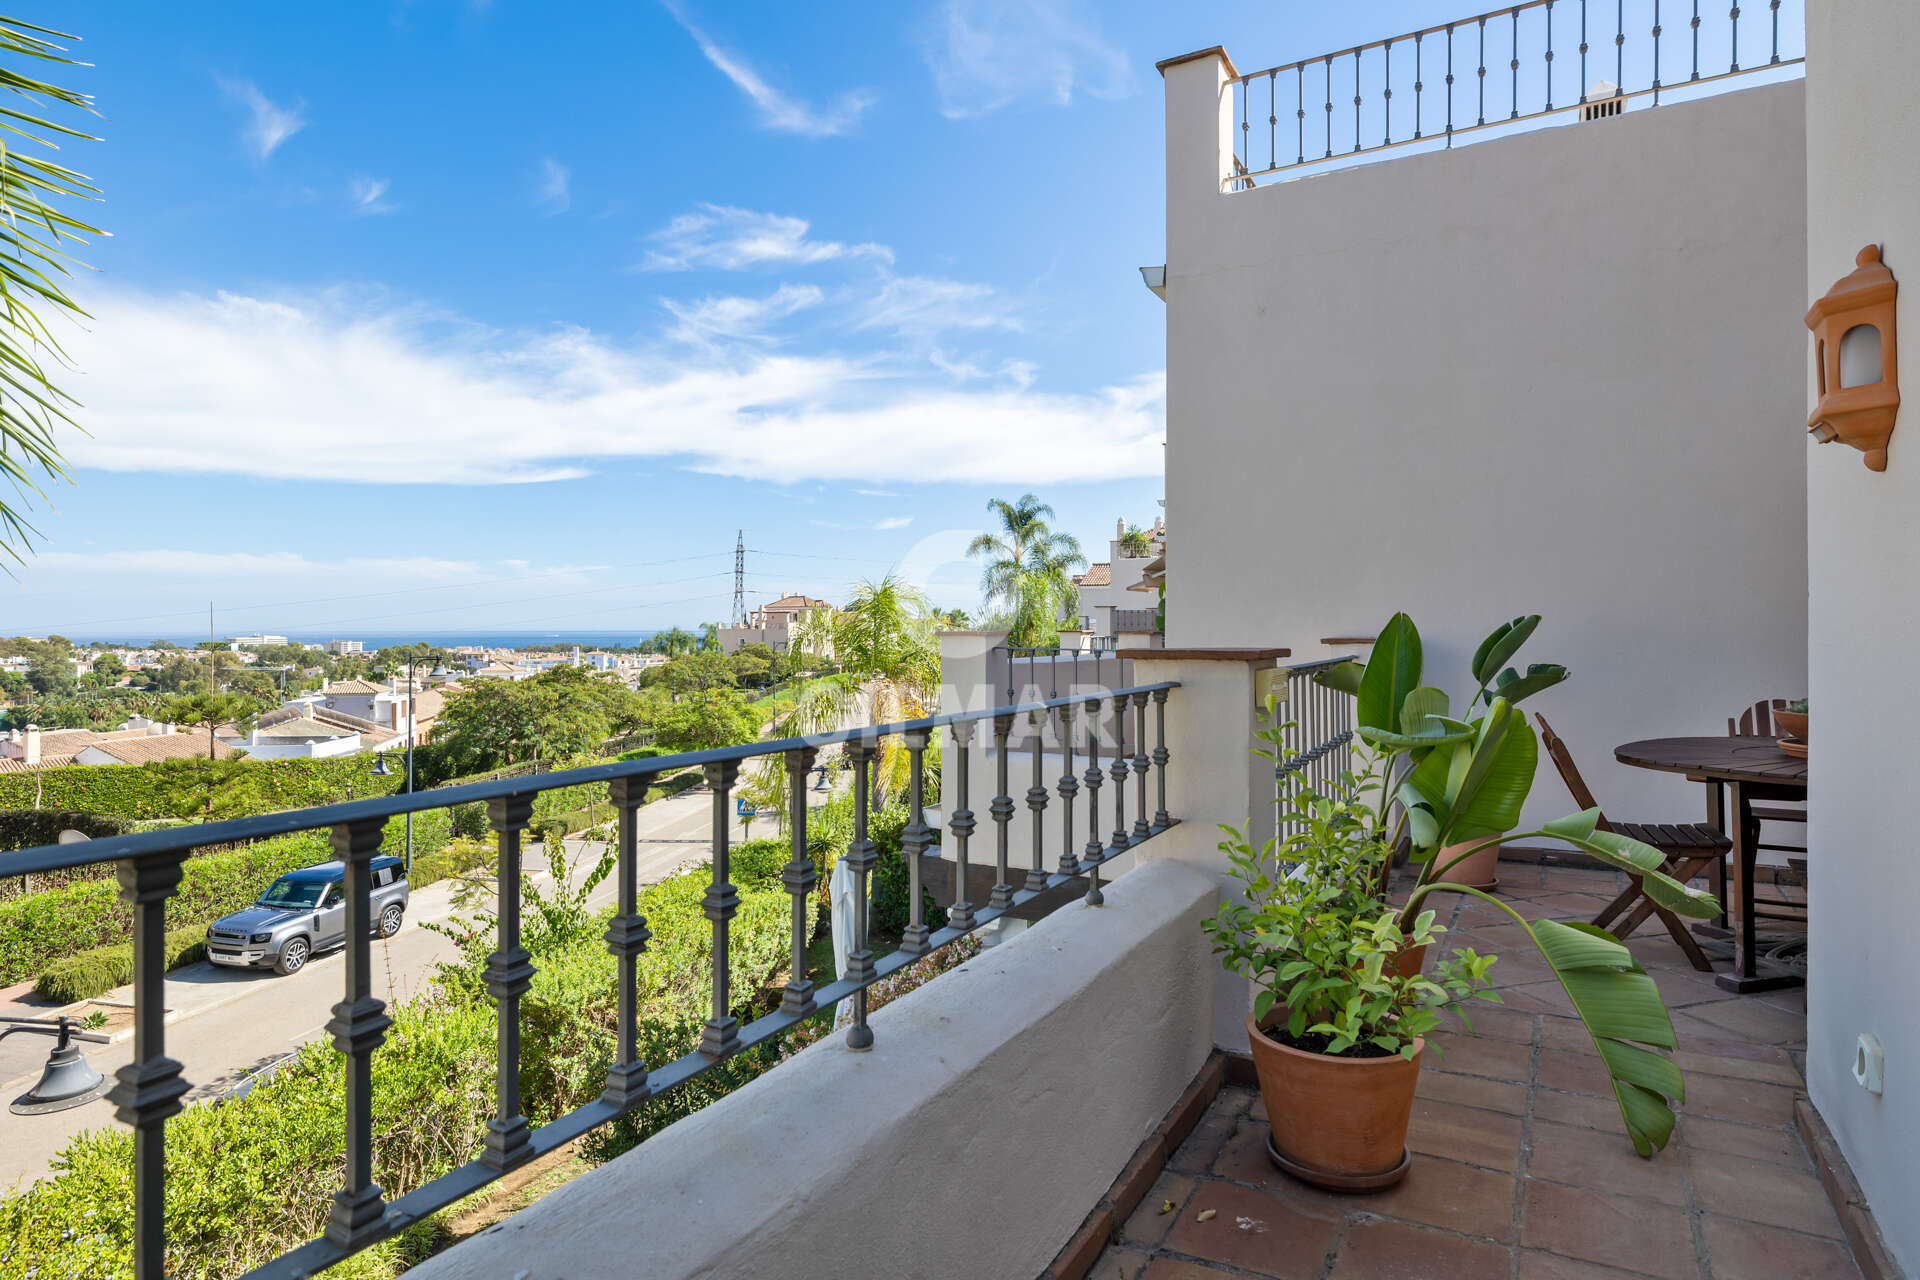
[1534,714,1726,972]
[1729,698,1810,879]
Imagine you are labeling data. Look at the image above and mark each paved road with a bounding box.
[0,785,751,1194]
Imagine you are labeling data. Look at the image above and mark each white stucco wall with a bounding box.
[1160,57,1808,830]
[1803,2,1920,1270]
[412,858,1217,1280]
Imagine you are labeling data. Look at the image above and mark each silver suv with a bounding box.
[206,856,409,975]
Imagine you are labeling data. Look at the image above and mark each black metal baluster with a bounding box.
[1268,69,1277,171]
[1729,3,1741,71]
[899,729,933,956]
[1057,701,1080,875]
[1653,1,1664,104]
[111,852,190,1280]
[1691,1,1702,78]
[1323,55,1334,157]
[1082,696,1104,905]
[1132,692,1152,841]
[1110,695,1130,851]
[1414,33,1424,138]
[989,713,1016,911]
[1383,39,1392,144]
[780,749,819,1016]
[1026,711,1051,892]
[324,820,393,1247]
[1510,8,1521,118]
[1446,24,1456,143]
[1769,0,1780,64]
[843,737,878,1049]
[1239,76,1249,177]
[483,794,536,1171]
[1352,47,1362,152]
[1617,0,1626,94]
[1581,0,1591,101]
[947,722,977,930]
[1296,63,1306,163]
[697,763,740,1057]
[1545,0,1555,110]
[604,774,655,1108]
[1151,688,1172,830]
[1477,17,1487,125]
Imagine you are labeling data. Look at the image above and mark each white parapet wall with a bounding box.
[412,858,1219,1280]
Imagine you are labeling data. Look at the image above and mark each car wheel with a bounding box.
[275,936,311,976]
[379,904,404,939]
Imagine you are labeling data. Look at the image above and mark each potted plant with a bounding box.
[1204,754,1497,1188]
[1208,612,1720,1189]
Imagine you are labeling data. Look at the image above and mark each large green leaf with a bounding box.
[1488,663,1570,706]
[1358,686,1474,751]
[1311,659,1364,697]
[1472,615,1540,688]
[1357,613,1421,737]
[1538,819,1722,920]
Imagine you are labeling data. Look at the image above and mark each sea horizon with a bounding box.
[59,629,667,651]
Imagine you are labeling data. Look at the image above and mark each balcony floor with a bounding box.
[1090,862,1853,1279]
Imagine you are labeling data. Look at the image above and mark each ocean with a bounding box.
[74,630,665,651]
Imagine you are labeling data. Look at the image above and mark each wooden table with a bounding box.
[1614,736,1807,993]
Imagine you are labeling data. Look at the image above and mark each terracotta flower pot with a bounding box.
[1247,1013,1423,1191]
[1391,940,1428,979]
[1435,839,1500,890]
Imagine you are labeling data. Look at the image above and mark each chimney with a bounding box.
[1581,81,1623,121]
[23,724,40,766]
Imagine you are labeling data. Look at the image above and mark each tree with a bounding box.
[1118,523,1155,557]
[651,688,759,753]
[23,642,73,696]
[162,690,258,763]
[696,622,720,652]
[427,665,641,777]
[89,651,124,682]
[967,493,1086,647]
[662,650,737,700]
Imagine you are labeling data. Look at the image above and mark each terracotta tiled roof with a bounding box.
[1075,563,1112,587]
[324,678,385,695]
[86,735,235,765]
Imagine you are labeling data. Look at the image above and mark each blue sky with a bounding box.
[9,1,1491,640]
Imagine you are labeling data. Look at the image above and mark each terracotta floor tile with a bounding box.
[1408,1098,1525,1173]
[1119,1171,1199,1249]
[1417,1066,1529,1116]
[1330,1218,1512,1278]
[1168,1105,1239,1173]
[1689,1159,1845,1239]
[1425,1031,1536,1081]
[1536,1049,1615,1098]
[1676,1115,1808,1168]
[1645,965,1739,1009]
[1526,1120,1687,1204]
[1676,997,1812,1048]
[1669,1031,1798,1067]
[1442,1002,1537,1045]
[1090,1245,1153,1280]
[1701,1215,1860,1279]
[1160,1181,1343,1279]
[1671,1047,1803,1089]
[1141,1260,1244,1280]
[1497,981,1581,1018]
[1519,1181,1697,1279]
[1207,1121,1348,1222]
[1360,1152,1518,1241]
[1534,892,1616,919]
[1680,1073,1800,1127]
[1532,1089,1630,1133]
[1469,922,1542,952]
[1537,870,1626,895]
[1516,1251,1659,1278]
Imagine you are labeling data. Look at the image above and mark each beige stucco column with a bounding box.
[1121,647,1289,1052]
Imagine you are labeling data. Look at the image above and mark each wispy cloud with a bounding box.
[217,77,307,160]
[855,488,900,497]
[874,516,913,531]
[535,157,571,214]
[664,2,874,137]
[348,176,396,215]
[662,283,823,346]
[858,275,1021,337]
[931,349,1038,389]
[640,204,892,272]
[64,286,1166,488]
[921,0,1130,119]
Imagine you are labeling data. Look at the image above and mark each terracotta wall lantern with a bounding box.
[1806,244,1899,471]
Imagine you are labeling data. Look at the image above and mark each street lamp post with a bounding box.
[375,653,448,874]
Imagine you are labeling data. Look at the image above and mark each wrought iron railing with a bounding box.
[1271,658,1360,840]
[1227,0,1805,188]
[1112,607,1160,635]
[996,645,1129,707]
[0,682,1179,1279]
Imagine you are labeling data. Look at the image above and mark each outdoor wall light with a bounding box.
[1806,244,1900,471]
[1139,265,1166,299]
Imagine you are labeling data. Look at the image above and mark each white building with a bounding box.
[1066,517,1166,650]
[320,639,364,655]
[718,593,834,652]
[227,634,288,649]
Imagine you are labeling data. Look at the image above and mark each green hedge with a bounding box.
[35,924,209,1005]
[868,801,947,939]
[0,830,330,986]
[0,754,399,822]
[0,808,139,853]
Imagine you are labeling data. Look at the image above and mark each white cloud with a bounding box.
[874,516,913,531]
[535,157,571,214]
[931,350,1038,389]
[348,176,396,215]
[218,77,307,160]
[35,550,488,578]
[62,286,1165,488]
[922,0,1131,119]
[641,204,892,272]
[858,275,1021,337]
[664,2,874,137]
[855,487,899,497]
[663,283,823,346]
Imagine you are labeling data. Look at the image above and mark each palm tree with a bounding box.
[1118,523,1155,557]
[967,494,1085,648]
[0,20,106,565]
[789,606,840,660]
[697,622,720,652]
